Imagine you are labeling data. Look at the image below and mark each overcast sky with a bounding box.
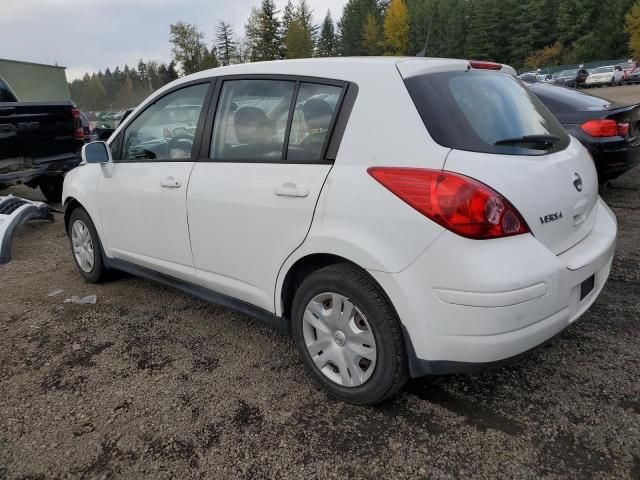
[2,0,345,80]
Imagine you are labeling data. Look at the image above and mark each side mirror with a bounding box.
[82,141,112,164]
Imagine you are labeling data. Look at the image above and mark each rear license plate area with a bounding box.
[580,275,595,301]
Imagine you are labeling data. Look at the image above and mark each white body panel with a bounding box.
[96,162,196,281]
[444,137,599,255]
[187,163,331,311]
[370,198,616,363]
[62,57,618,373]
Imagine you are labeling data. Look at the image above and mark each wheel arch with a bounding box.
[277,252,402,332]
[63,196,83,233]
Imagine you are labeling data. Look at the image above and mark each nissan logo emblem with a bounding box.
[573,173,583,192]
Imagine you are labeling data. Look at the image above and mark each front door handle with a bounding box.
[274,182,309,198]
[160,176,181,188]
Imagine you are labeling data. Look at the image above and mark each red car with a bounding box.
[619,61,638,82]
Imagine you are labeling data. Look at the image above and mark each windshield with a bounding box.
[559,70,577,77]
[621,62,635,69]
[593,67,613,73]
[404,71,570,156]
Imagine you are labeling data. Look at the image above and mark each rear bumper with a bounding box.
[370,198,617,377]
[592,145,640,181]
[585,78,613,86]
[571,138,640,183]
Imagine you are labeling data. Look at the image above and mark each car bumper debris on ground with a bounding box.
[0,195,53,264]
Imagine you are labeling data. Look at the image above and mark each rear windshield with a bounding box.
[405,71,570,156]
[593,67,613,73]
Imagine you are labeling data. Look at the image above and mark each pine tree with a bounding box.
[216,21,238,66]
[384,0,410,55]
[282,0,295,32]
[283,0,315,58]
[245,0,282,62]
[285,19,314,58]
[362,13,384,55]
[317,11,338,56]
[338,0,381,55]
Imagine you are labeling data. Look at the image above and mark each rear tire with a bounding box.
[39,176,64,203]
[291,263,408,405]
[67,207,107,283]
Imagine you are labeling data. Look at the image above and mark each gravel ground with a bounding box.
[588,82,640,105]
[1,114,640,478]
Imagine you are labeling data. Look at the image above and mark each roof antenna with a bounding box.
[416,11,434,57]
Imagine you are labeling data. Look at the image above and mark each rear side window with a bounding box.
[287,83,342,161]
[405,71,570,156]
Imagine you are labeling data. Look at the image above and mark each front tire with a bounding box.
[67,207,107,283]
[291,263,408,405]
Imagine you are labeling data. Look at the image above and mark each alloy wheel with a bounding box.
[71,219,95,273]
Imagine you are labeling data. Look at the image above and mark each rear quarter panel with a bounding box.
[275,63,450,314]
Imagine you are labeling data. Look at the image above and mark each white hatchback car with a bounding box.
[585,65,624,87]
[63,58,617,405]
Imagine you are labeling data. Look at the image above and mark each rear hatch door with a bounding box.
[445,142,598,255]
[400,61,598,254]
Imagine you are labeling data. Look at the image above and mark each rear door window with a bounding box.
[404,71,570,156]
[210,80,295,161]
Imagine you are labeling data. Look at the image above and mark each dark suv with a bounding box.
[553,69,589,88]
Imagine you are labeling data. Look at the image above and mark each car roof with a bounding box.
[186,57,470,81]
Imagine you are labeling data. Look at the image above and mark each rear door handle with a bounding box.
[274,182,309,198]
[160,176,181,188]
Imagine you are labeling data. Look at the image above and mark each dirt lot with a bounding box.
[589,82,640,105]
[1,90,640,479]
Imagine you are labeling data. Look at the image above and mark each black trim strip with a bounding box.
[282,81,301,160]
[402,324,564,377]
[104,257,289,334]
[326,83,358,160]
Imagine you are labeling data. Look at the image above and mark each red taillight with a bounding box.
[71,108,84,139]
[469,60,502,71]
[580,119,629,138]
[368,168,530,240]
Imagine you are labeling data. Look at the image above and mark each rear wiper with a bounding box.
[494,134,561,149]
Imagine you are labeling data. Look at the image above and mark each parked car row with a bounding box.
[64,57,620,405]
[520,63,637,89]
